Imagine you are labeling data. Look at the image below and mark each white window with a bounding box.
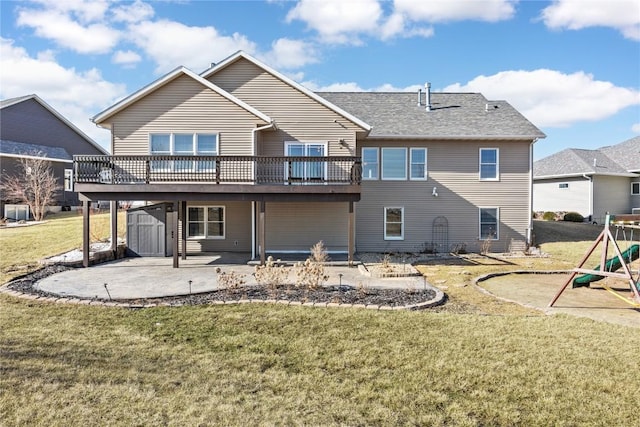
[64,169,73,191]
[559,183,569,189]
[410,148,427,180]
[632,182,640,195]
[479,148,499,181]
[479,208,499,240]
[362,147,379,180]
[381,148,407,180]
[384,207,404,240]
[188,206,225,239]
[284,141,327,182]
[150,133,218,171]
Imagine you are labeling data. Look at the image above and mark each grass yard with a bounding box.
[1,217,639,425]
[1,298,638,426]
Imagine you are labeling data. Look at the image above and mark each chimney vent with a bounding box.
[425,82,432,112]
[417,88,422,106]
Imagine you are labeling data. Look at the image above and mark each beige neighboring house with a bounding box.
[533,136,640,223]
[74,51,544,266]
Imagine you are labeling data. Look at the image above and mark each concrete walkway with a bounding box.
[35,254,432,300]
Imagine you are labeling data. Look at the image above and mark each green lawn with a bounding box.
[1,216,639,425]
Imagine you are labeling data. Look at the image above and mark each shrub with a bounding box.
[563,212,584,222]
[542,211,556,221]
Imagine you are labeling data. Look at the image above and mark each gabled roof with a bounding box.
[1,94,108,155]
[534,143,639,179]
[319,92,545,140]
[92,66,272,125]
[0,139,72,163]
[201,51,372,132]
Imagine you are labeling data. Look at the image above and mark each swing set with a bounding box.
[549,214,640,308]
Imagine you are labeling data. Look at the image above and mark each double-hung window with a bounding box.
[479,148,499,181]
[384,207,404,240]
[150,133,218,172]
[285,141,326,182]
[381,148,407,180]
[479,207,499,240]
[632,182,640,195]
[410,148,427,180]
[188,206,225,239]
[362,147,379,180]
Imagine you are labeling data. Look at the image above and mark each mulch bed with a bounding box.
[5,265,438,308]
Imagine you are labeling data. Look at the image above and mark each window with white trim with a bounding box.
[410,148,427,180]
[188,206,225,239]
[479,148,499,181]
[64,169,73,191]
[384,207,404,240]
[632,182,640,195]
[479,207,499,240]
[362,147,379,180]
[559,183,569,189]
[150,133,218,171]
[381,148,407,180]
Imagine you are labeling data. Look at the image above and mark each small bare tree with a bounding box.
[1,154,59,221]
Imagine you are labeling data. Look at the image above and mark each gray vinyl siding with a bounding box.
[592,175,632,223]
[533,177,591,217]
[0,98,105,156]
[632,178,640,212]
[265,202,348,252]
[356,140,532,253]
[107,75,268,156]
[184,201,251,253]
[207,58,360,156]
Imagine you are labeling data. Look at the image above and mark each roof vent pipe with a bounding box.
[593,158,597,167]
[425,82,432,111]
[417,88,422,106]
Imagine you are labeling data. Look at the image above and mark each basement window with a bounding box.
[559,183,569,189]
[632,182,640,195]
[188,206,225,239]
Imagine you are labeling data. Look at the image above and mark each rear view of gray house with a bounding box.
[533,137,640,223]
[0,94,108,219]
[73,51,544,266]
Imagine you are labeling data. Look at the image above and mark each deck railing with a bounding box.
[74,155,362,185]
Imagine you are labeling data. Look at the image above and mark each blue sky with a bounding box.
[1,0,638,160]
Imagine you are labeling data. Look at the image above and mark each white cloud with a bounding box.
[393,0,517,23]
[261,38,319,69]
[286,0,383,44]
[112,0,154,23]
[0,38,127,150]
[541,0,640,41]
[112,50,142,67]
[632,123,640,133]
[16,4,120,54]
[129,20,257,73]
[302,79,420,92]
[444,69,640,127]
[27,0,111,23]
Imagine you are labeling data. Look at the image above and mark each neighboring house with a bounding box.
[533,137,640,223]
[74,51,544,266]
[0,94,108,218]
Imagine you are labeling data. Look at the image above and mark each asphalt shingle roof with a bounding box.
[534,136,640,178]
[0,139,72,161]
[318,92,545,139]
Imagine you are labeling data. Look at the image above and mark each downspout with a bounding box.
[527,139,537,246]
[582,174,593,222]
[251,122,275,260]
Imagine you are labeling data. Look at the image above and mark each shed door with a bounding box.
[127,206,166,256]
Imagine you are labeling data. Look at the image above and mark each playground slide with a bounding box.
[573,244,640,288]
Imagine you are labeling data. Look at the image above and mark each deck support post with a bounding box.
[172,201,179,268]
[181,201,187,260]
[259,201,266,265]
[110,200,118,254]
[348,201,355,266]
[82,200,90,268]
